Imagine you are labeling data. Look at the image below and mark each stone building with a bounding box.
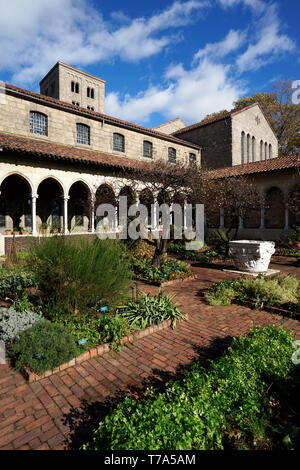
[0,62,299,254]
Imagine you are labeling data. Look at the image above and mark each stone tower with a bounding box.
[39,62,106,114]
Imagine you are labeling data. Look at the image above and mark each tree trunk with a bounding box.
[152,237,169,267]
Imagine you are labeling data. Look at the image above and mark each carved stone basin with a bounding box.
[229,240,276,273]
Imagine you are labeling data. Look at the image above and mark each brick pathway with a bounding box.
[0,257,299,450]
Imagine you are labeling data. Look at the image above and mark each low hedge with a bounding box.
[83,325,297,450]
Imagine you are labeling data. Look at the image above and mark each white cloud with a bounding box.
[193,29,246,62]
[236,4,295,72]
[218,0,265,13]
[106,58,246,124]
[0,0,209,84]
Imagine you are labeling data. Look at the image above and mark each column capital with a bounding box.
[62,195,70,202]
[31,193,39,200]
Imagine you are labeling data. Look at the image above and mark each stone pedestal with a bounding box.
[229,240,275,274]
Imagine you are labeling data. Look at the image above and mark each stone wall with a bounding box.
[153,118,187,135]
[175,118,232,169]
[231,105,278,166]
[0,91,198,166]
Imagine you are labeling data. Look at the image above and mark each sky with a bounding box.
[0,0,299,128]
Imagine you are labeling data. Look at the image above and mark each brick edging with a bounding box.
[20,314,188,383]
[134,274,197,287]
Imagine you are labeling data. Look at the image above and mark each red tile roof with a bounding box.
[0,132,147,171]
[208,154,300,179]
[4,83,199,150]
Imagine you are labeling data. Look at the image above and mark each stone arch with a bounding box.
[37,177,64,233]
[68,181,91,232]
[0,174,32,232]
[0,171,34,194]
[37,175,66,196]
[265,187,285,229]
[95,184,117,231]
[139,188,154,226]
[287,184,300,227]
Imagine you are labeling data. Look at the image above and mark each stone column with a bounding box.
[239,216,244,230]
[220,208,225,229]
[31,194,39,236]
[114,197,119,232]
[90,195,95,233]
[183,200,188,230]
[63,196,70,235]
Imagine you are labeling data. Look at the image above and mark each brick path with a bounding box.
[0,257,299,450]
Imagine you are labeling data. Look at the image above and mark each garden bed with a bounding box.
[19,314,188,383]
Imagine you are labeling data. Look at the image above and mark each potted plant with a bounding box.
[13,227,20,235]
[50,223,61,235]
[5,229,13,235]
[19,226,28,236]
[39,222,49,235]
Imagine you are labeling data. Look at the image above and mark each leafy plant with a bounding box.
[10,321,79,374]
[0,271,35,298]
[83,325,296,451]
[0,307,43,343]
[117,289,186,329]
[132,255,191,283]
[205,274,300,311]
[27,237,133,315]
[103,315,131,352]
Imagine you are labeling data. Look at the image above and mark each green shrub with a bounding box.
[0,307,43,343]
[117,290,186,329]
[10,321,79,374]
[83,325,296,450]
[132,256,191,282]
[27,237,132,314]
[205,275,299,310]
[0,271,35,298]
[51,310,103,349]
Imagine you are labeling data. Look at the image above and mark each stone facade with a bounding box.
[152,118,187,135]
[173,104,278,169]
[0,89,200,167]
[231,104,278,166]
[40,62,106,114]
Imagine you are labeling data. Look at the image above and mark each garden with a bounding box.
[0,236,186,377]
[83,325,300,450]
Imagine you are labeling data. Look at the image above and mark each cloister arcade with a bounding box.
[0,171,299,238]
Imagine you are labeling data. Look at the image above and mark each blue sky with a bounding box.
[0,0,299,128]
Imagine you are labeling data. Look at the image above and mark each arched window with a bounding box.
[113,133,125,152]
[29,111,48,136]
[76,123,90,145]
[247,134,250,163]
[260,140,263,160]
[265,142,268,160]
[87,87,90,98]
[71,81,75,92]
[91,88,95,99]
[269,144,272,159]
[168,147,176,163]
[252,136,256,162]
[143,141,153,159]
[75,82,80,94]
[241,132,245,164]
[189,153,197,165]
